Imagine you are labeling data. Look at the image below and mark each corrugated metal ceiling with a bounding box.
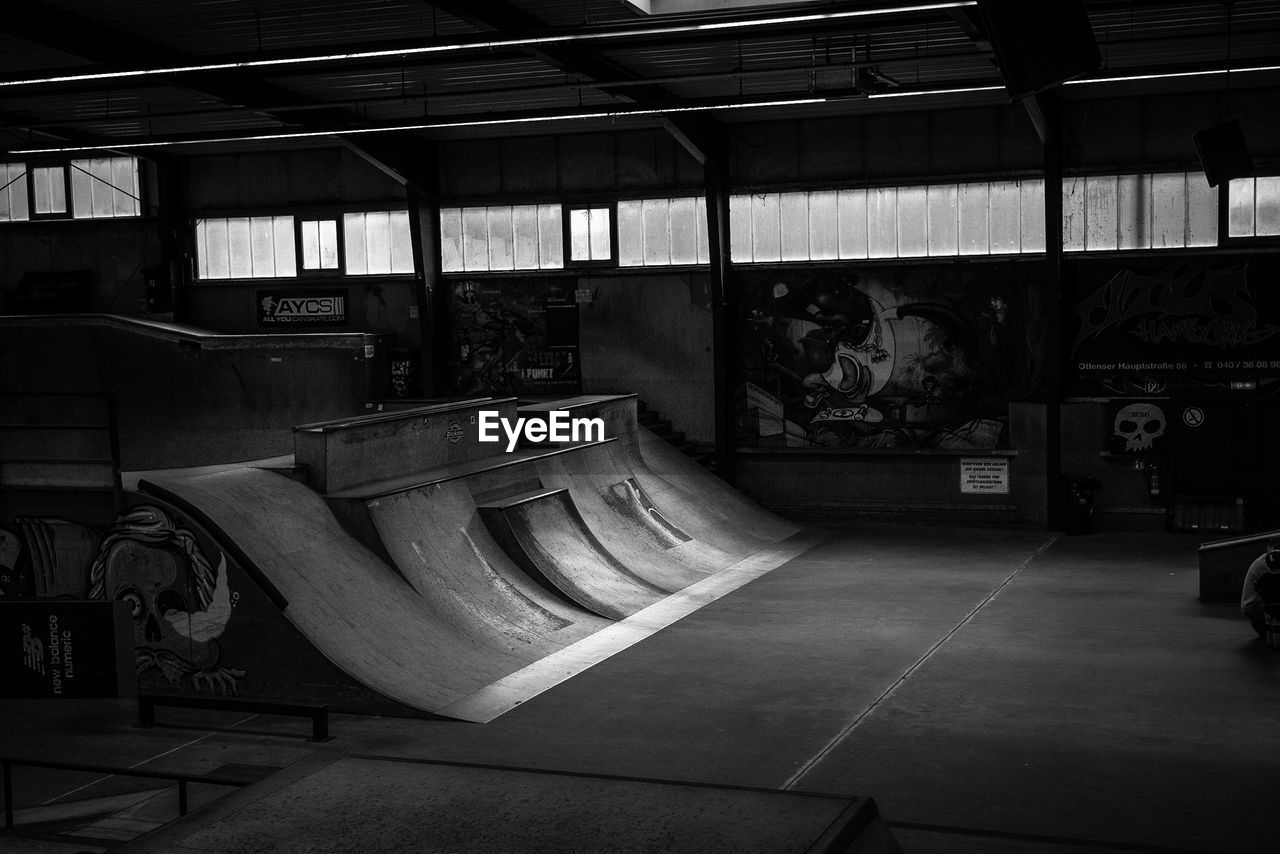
[1,0,1277,154]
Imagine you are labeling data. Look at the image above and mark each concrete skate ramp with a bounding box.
[516,394,798,554]
[138,467,563,719]
[633,426,800,543]
[363,480,610,653]
[530,445,741,592]
[479,487,668,620]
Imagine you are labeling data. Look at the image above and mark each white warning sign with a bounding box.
[959,458,1009,494]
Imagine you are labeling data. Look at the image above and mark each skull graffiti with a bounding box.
[89,506,242,694]
[1113,403,1166,453]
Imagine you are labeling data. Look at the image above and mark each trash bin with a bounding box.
[1062,476,1102,535]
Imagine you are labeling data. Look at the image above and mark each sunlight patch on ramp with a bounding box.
[438,530,827,723]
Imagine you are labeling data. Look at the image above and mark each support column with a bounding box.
[703,129,736,484]
[406,142,447,397]
[153,156,189,323]
[1041,93,1066,530]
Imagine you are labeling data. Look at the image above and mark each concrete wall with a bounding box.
[578,272,715,445]
[0,220,161,315]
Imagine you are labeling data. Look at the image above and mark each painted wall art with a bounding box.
[737,263,1046,450]
[3,505,246,695]
[1067,257,1280,398]
[447,278,582,397]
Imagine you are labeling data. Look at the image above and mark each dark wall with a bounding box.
[0,220,161,316]
[437,129,705,200]
[1064,88,1280,170]
[731,104,1044,187]
[181,147,424,351]
[184,146,408,209]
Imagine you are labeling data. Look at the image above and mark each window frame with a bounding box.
[68,156,144,220]
[27,161,70,220]
[295,215,345,275]
[192,213,299,282]
[1223,175,1280,247]
[562,202,617,268]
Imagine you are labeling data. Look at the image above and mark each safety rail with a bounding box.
[1,755,265,831]
[138,692,332,742]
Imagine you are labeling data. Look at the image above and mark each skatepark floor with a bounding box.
[1,521,1272,853]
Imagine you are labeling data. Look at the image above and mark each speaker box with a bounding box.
[977,0,1101,99]
[1194,119,1254,187]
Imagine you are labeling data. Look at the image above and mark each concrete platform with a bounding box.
[110,756,899,853]
[1,524,1272,853]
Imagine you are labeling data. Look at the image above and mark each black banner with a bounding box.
[1067,257,1280,397]
[1,600,135,698]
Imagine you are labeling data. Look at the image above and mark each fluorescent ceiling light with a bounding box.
[0,2,976,88]
[868,84,1003,99]
[1065,64,1280,85]
[7,97,831,155]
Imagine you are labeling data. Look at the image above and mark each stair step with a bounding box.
[661,431,687,446]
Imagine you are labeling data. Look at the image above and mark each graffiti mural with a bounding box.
[447,278,582,396]
[3,501,423,713]
[3,505,246,694]
[1,518,98,598]
[1067,257,1280,397]
[738,263,1046,450]
[87,506,244,694]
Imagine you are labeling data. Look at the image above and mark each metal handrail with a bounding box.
[1,755,263,832]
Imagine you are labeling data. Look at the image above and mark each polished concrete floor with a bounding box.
[1,522,1273,853]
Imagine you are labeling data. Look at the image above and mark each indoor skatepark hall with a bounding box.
[4,0,1280,851]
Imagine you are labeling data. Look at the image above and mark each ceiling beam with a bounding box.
[0,2,414,182]
[421,0,717,163]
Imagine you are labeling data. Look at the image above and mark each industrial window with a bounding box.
[566,204,614,264]
[1062,172,1217,251]
[31,165,68,216]
[299,218,341,271]
[0,163,30,221]
[343,211,414,275]
[729,181,1047,262]
[1227,176,1280,238]
[0,157,142,222]
[439,204,563,272]
[195,215,297,280]
[69,157,141,219]
[617,197,710,267]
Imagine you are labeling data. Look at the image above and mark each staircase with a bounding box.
[636,400,714,470]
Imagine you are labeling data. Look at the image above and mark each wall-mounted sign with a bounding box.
[258,290,348,327]
[2,600,135,698]
[1108,400,1169,455]
[960,458,1009,494]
